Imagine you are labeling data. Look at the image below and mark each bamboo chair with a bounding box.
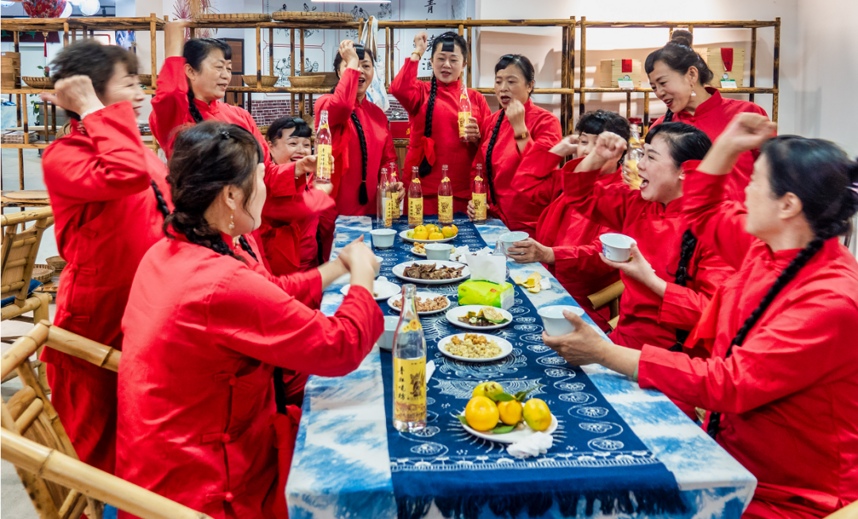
[587,280,624,331]
[0,321,212,519]
[2,207,54,386]
[825,499,858,519]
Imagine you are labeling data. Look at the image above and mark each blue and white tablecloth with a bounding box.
[287,215,757,519]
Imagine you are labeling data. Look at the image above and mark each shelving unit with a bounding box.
[577,18,781,132]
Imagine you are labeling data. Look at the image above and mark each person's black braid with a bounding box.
[706,235,827,438]
[667,229,698,351]
[483,110,506,219]
[164,211,244,263]
[417,76,438,178]
[351,111,369,205]
[238,236,258,262]
[663,109,674,123]
[187,90,204,124]
[150,180,171,219]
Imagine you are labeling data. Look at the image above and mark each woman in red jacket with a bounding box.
[466,54,562,234]
[38,41,173,474]
[314,40,401,216]
[644,30,769,201]
[543,113,858,518]
[390,31,490,214]
[561,123,734,351]
[117,121,383,519]
[507,110,628,331]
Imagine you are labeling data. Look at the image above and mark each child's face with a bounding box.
[268,126,312,164]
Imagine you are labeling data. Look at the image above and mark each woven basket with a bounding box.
[45,256,67,273]
[289,75,325,88]
[21,76,53,89]
[195,13,272,22]
[242,75,279,88]
[272,11,352,23]
[32,265,54,284]
[138,74,152,86]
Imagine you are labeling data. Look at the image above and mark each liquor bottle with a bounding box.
[438,164,453,224]
[625,123,644,190]
[392,284,426,432]
[458,81,472,142]
[377,167,393,228]
[388,161,401,218]
[316,110,333,184]
[472,163,487,223]
[408,166,423,228]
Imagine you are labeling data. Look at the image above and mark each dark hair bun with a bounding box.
[670,30,693,47]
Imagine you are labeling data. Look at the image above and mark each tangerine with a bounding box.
[523,398,552,432]
[464,396,499,432]
[497,400,523,426]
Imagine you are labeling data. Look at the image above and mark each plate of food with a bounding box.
[446,306,513,330]
[462,413,558,444]
[392,260,469,285]
[387,292,451,316]
[340,278,400,301]
[437,333,513,363]
[400,224,458,244]
[411,241,456,257]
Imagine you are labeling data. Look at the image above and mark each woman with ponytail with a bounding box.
[644,30,770,202]
[117,121,383,519]
[543,113,858,518]
[390,31,490,214]
[314,39,401,215]
[38,41,173,475]
[467,54,561,234]
[559,122,734,351]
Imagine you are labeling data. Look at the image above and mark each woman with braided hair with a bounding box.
[314,39,402,215]
[466,54,561,234]
[38,40,174,474]
[390,30,490,215]
[117,121,383,519]
[644,29,770,202]
[543,113,858,518]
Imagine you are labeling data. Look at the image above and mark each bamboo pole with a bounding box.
[749,27,757,103]
[150,14,157,85]
[626,91,632,119]
[358,18,363,42]
[299,29,305,116]
[772,18,780,123]
[561,25,568,136]
[256,25,262,83]
[46,326,121,373]
[63,21,69,46]
[643,92,650,135]
[578,17,586,117]
[0,326,47,381]
[15,398,43,435]
[290,29,295,115]
[385,26,390,88]
[6,386,36,420]
[268,28,274,77]
[466,18,472,88]
[568,17,576,135]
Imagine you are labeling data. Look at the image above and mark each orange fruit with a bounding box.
[442,226,456,238]
[472,381,504,401]
[497,400,523,426]
[428,232,444,240]
[413,230,429,240]
[464,396,499,432]
[451,224,458,235]
[522,398,552,432]
[414,225,426,234]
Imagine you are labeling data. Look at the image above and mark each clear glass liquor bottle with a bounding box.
[438,164,453,224]
[315,110,333,184]
[458,81,472,142]
[377,167,392,227]
[472,163,487,223]
[392,284,427,432]
[408,166,423,227]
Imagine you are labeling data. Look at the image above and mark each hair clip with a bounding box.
[220,129,230,139]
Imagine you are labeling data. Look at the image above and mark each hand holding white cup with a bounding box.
[599,233,636,262]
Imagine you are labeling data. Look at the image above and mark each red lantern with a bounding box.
[22,0,68,18]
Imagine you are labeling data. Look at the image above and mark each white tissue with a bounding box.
[468,254,507,285]
[426,360,435,386]
[539,278,551,290]
[507,432,554,459]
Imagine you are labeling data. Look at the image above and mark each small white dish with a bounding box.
[446,305,513,331]
[341,278,400,301]
[386,291,450,316]
[599,233,636,262]
[538,305,585,336]
[371,228,397,249]
[461,413,558,444]
[411,246,427,257]
[400,229,455,244]
[425,243,454,260]
[392,260,470,285]
[437,333,513,363]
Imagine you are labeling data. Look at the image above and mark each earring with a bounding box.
[228,213,235,230]
[690,84,697,97]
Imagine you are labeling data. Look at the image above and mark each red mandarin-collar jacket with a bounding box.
[40,102,173,472]
[563,163,735,350]
[534,159,622,330]
[390,59,491,212]
[651,88,769,202]
[638,163,858,518]
[117,233,384,519]
[473,98,562,234]
[313,69,400,216]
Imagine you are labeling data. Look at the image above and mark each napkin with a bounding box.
[468,254,507,285]
[507,432,554,459]
[426,360,435,386]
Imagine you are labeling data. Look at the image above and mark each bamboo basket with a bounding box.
[195,13,272,22]
[138,74,152,86]
[21,77,53,89]
[45,256,67,273]
[242,75,279,87]
[289,75,325,88]
[272,11,352,23]
[31,265,54,284]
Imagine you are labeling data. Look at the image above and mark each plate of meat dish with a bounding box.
[391,260,470,285]
[446,306,513,331]
[387,292,451,316]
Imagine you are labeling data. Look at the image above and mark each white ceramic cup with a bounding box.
[371,228,397,249]
[425,243,453,260]
[373,255,383,277]
[538,305,586,336]
[599,233,636,262]
[379,316,400,350]
[500,231,529,255]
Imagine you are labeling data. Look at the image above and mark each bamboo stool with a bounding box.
[1,321,213,519]
[1,190,51,208]
[587,280,625,331]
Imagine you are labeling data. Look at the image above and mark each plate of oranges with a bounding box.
[402,224,458,243]
[456,382,557,444]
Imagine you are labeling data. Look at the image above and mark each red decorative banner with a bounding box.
[720,48,734,72]
[621,59,633,73]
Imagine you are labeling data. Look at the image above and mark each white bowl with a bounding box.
[425,243,453,260]
[374,255,383,277]
[379,315,400,351]
[500,231,529,255]
[538,305,585,336]
[371,228,397,249]
[599,233,636,262]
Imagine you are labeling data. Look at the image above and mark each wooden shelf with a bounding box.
[580,20,779,28]
[580,87,777,94]
[376,19,577,29]
[188,21,358,30]
[1,88,156,95]
[0,143,50,150]
[472,87,576,95]
[226,86,332,94]
[0,16,165,32]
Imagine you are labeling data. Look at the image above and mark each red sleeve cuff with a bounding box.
[683,161,730,208]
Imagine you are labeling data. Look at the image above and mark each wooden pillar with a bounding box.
[290,29,295,115]
[569,17,576,134]
[773,18,780,123]
[626,91,631,119]
[385,26,390,88]
[457,23,464,83]
[643,92,650,135]
[561,25,568,137]
[150,14,157,84]
[466,18,472,89]
[749,27,757,103]
[63,21,69,46]
[578,17,586,117]
[358,18,363,42]
[269,28,274,77]
[256,25,262,83]
[299,29,305,115]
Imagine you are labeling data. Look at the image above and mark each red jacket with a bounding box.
[313,69,400,216]
[40,101,173,472]
[639,164,858,518]
[473,98,561,234]
[117,233,384,519]
[651,88,769,202]
[563,162,735,350]
[534,160,622,330]
[390,59,491,213]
